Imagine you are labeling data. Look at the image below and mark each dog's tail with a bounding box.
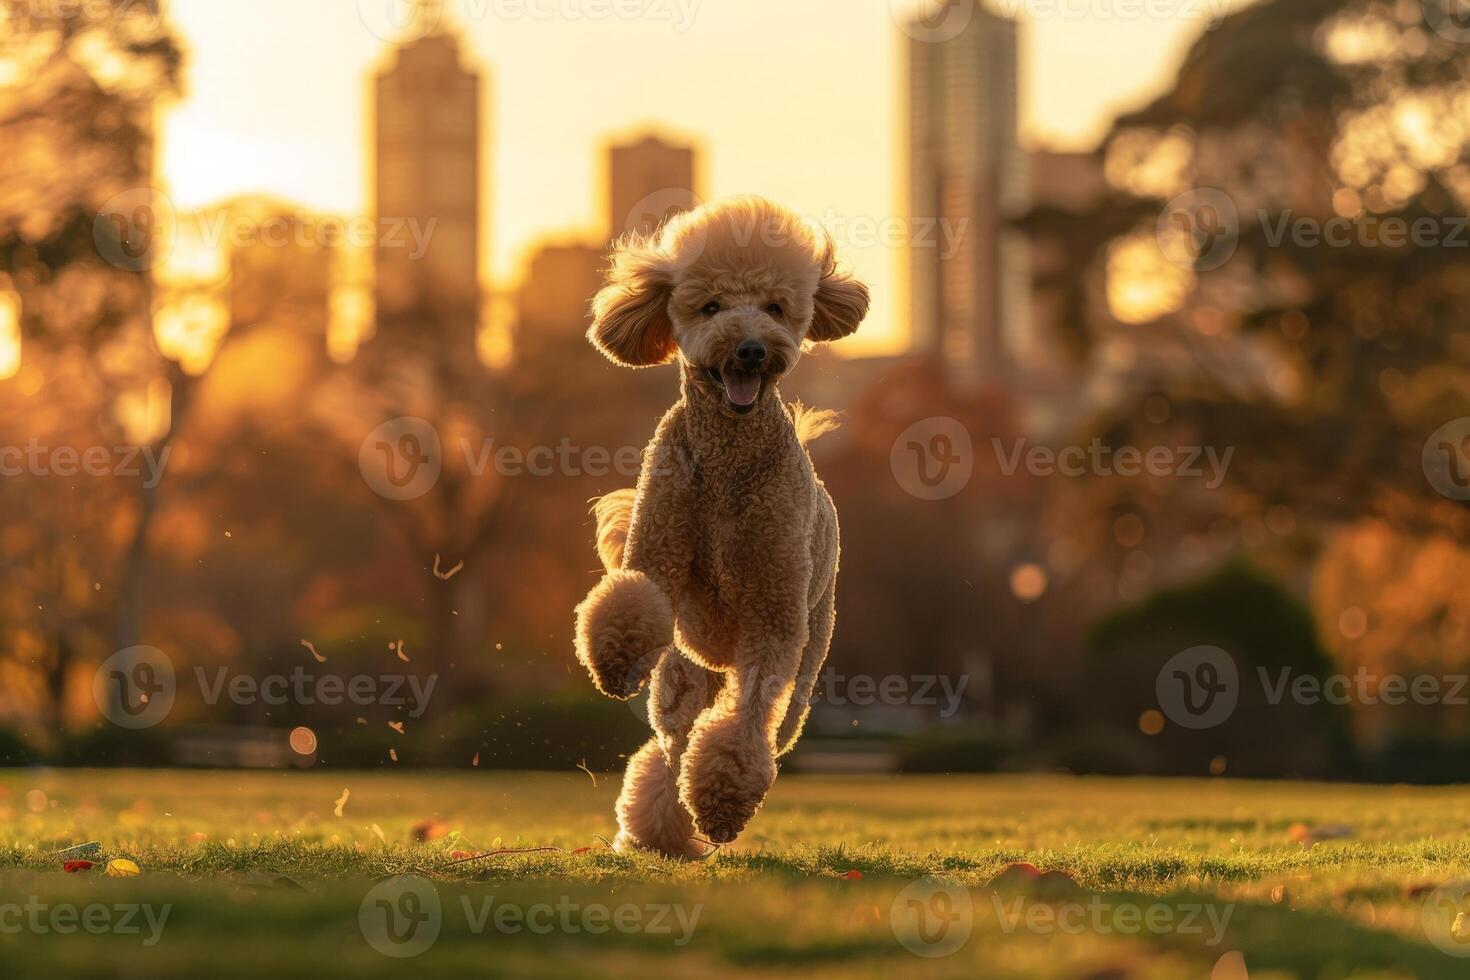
[591,489,637,572]
[790,399,841,446]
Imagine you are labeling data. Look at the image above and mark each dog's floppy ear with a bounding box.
[808,261,870,343]
[589,239,676,367]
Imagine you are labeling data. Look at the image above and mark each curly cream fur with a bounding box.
[573,197,869,855]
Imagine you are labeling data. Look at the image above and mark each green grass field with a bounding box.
[2,770,1469,978]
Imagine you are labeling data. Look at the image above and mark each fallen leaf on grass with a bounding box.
[1288,823,1353,844]
[412,819,449,843]
[105,859,142,877]
[842,869,863,880]
[1211,951,1249,980]
[333,788,350,818]
[63,861,94,873]
[987,862,1079,895]
[572,847,592,855]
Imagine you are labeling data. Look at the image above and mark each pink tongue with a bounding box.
[723,369,761,406]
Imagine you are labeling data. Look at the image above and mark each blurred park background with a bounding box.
[1,0,1469,783]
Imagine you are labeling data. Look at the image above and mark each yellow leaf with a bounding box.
[106,859,142,877]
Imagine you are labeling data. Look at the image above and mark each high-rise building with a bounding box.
[372,0,482,356]
[515,241,605,351]
[606,134,697,241]
[906,0,1027,391]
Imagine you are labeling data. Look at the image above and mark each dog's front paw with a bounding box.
[574,570,674,700]
[679,715,776,844]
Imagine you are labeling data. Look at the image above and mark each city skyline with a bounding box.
[156,0,1243,355]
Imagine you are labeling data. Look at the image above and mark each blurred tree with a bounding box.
[0,0,182,733]
[1027,0,1470,543]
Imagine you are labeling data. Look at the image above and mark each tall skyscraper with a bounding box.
[906,0,1027,391]
[373,0,482,357]
[606,134,697,241]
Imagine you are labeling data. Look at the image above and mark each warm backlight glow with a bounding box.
[154,292,230,375]
[0,291,21,380]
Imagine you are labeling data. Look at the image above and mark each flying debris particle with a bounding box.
[389,749,399,763]
[370,824,386,844]
[433,554,465,580]
[300,639,326,664]
[391,640,409,663]
[333,788,350,818]
[289,727,318,756]
[356,717,367,726]
[471,751,480,767]
[576,760,597,787]
[411,819,449,842]
[388,721,405,735]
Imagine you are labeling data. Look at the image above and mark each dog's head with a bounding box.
[588,197,870,416]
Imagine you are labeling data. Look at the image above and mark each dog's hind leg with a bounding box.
[777,580,836,756]
[615,650,723,859]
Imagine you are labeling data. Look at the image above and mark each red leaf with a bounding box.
[63,860,94,873]
[843,869,863,880]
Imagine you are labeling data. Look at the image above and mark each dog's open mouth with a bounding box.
[705,366,765,414]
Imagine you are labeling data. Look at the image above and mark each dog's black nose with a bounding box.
[735,340,767,368]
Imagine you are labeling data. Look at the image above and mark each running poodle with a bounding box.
[574,197,870,857]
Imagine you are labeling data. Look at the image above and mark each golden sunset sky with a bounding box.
[157,0,1243,352]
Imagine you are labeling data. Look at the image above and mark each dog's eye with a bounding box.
[766,303,784,318]
[701,301,721,317]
